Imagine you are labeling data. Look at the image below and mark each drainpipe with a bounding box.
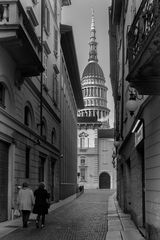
[40,0,44,136]
[120,1,125,140]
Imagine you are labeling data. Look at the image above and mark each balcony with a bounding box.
[126,0,160,95]
[0,1,44,77]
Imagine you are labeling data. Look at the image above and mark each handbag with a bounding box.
[14,209,21,217]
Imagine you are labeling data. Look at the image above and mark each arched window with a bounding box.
[42,117,47,140]
[85,88,87,96]
[79,132,89,149]
[91,87,93,96]
[0,82,5,108]
[98,88,100,97]
[24,102,35,129]
[24,106,32,127]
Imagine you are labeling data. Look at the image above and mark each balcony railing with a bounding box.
[128,0,159,68]
[0,0,44,78]
[127,0,160,94]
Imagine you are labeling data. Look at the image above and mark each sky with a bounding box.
[61,0,114,127]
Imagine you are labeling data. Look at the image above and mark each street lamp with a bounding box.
[112,150,116,168]
[114,140,121,148]
[126,88,143,116]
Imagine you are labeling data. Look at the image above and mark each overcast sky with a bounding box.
[62,0,114,127]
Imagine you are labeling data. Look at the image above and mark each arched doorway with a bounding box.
[99,172,110,189]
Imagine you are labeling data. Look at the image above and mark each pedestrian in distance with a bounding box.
[17,182,35,228]
[33,182,50,229]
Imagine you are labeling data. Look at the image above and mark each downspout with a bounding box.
[40,0,44,136]
[120,1,125,140]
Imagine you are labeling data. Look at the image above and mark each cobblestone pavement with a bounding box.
[1,189,115,240]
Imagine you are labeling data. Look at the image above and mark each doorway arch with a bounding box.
[99,172,111,189]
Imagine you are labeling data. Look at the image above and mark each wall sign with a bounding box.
[135,123,144,147]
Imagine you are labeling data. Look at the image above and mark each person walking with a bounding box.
[17,182,35,228]
[33,182,50,229]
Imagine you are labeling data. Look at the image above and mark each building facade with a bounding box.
[98,129,116,190]
[60,24,84,199]
[109,0,160,239]
[0,0,83,222]
[77,10,116,190]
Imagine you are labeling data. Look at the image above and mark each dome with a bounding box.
[82,62,104,79]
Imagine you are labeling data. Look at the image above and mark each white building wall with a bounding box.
[98,138,116,189]
[77,127,99,189]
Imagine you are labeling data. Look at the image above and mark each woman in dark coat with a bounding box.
[33,182,50,228]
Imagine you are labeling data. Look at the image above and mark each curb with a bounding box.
[106,194,145,240]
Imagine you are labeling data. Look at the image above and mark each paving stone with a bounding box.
[108,220,121,226]
[108,225,123,231]
[106,231,122,240]
[121,230,145,240]
[121,219,137,230]
[119,213,131,218]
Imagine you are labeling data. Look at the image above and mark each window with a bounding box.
[0,82,5,108]
[39,156,45,182]
[98,88,100,97]
[85,88,87,96]
[54,27,58,58]
[24,106,32,127]
[91,87,93,96]
[42,117,47,140]
[81,158,85,165]
[43,2,50,35]
[54,0,57,21]
[79,132,89,149]
[0,5,4,22]
[51,128,56,144]
[43,53,48,86]
[25,147,30,178]
[53,70,58,103]
[80,137,85,149]
[131,0,136,21]
[26,6,38,28]
[80,168,86,182]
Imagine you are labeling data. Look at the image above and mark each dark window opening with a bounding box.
[25,147,30,179]
[0,83,5,108]
[39,156,45,182]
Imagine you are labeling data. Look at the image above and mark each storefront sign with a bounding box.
[135,123,143,147]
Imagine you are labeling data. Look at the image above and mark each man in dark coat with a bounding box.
[33,182,50,228]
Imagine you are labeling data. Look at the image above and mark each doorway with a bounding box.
[0,140,9,222]
[99,172,110,189]
[137,141,145,227]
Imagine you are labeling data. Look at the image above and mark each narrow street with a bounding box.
[0,190,115,240]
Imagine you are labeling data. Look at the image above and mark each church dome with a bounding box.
[82,62,104,79]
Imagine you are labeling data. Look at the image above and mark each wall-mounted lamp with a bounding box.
[126,87,143,116]
[112,149,117,168]
[112,150,116,159]
[114,140,121,148]
[112,158,116,168]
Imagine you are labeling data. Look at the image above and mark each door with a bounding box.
[51,159,56,201]
[137,141,145,227]
[0,141,9,222]
[99,172,110,189]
